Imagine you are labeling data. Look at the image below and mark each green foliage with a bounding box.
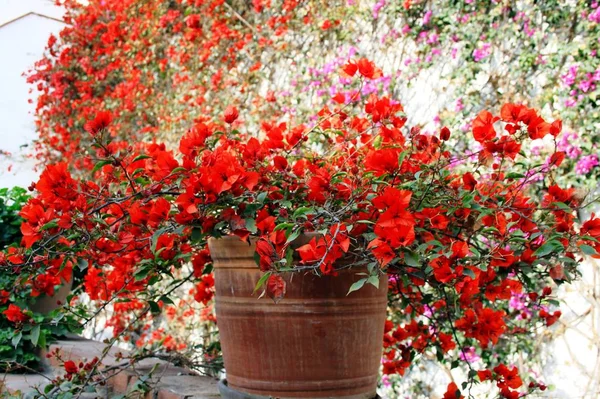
[0,187,81,372]
[0,187,28,250]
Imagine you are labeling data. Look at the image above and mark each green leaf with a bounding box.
[30,325,40,347]
[191,227,203,243]
[11,332,21,348]
[92,159,113,174]
[581,235,599,243]
[397,150,408,168]
[534,240,564,257]
[403,251,420,267]
[436,348,444,361]
[462,192,474,206]
[245,218,257,234]
[362,232,378,241]
[293,206,314,219]
[285,248,294,266]
[148,301,161,314]
[546,299,561,307]
[580,244,598,256]
[133,154,151,162]
[159,295,175,305]
[505,172,525,179]
[135,265,153,281]
[256,192,268,204]
[552,202,572,212]
[347,278,367,295]
[38,330,46,348]
[274,222,294,232]
[77,258,89,271]
[367,261,378,274]
[463,268,476,279]
[131,167,146,177]
[286,229,301,244]
[169,166,188,175]
[367,275,380,289]
[41,220,59,231]
[481,226,500,234]
[253,272,272,294]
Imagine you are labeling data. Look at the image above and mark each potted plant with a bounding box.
[5,60,599,398]
[208,234,388,398]
[0,187,80,373]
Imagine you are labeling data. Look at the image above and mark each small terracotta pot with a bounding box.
[209,235,388,399]
[30,278,73,314]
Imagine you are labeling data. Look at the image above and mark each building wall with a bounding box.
[0,9,64,189]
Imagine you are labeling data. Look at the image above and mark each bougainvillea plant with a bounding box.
[23,0,600,191]
[0,187,81,373]
[4,61,600,397]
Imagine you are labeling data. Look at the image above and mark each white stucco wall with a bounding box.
[0,0,65,189]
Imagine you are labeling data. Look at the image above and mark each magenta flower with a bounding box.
[576,155,599,174]
[423,10,432,25]
[473,43,491,62]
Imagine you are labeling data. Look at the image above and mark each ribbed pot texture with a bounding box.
[209,235,388,399]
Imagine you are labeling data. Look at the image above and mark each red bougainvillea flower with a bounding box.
[64,360,78,374]
[356,58,382,79]
[440,126,451,141]
[84,111,112,136]
[526,112,551,140]
[30,273,61,297]
[550,151,565,167]
[430,256,455,283]
[35,162,78,202]
[192,274,215,304]
[256,238,277,271]
[443,382,464,399]
[372,187,415,249]
[296,229,349,274]
[581,214,600,257]
[472,110,499,142]
[500,103,530,124]
[3,304,28,323]
[0,290,9,305]
[340,61,358,77]
[9,47,589,396]
[478,369,493,382]
[539,309,562,326]
[455,307,506,347]
[462,172,478,191]
[223,105,239,124]
[266,274,286,303]
[494,364,523,389]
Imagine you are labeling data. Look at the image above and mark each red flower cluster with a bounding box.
[6,58,591,398]
[3,304,28,324]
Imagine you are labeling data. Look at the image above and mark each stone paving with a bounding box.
[0,337,220,398]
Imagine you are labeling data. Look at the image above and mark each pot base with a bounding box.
[217,380,381,399]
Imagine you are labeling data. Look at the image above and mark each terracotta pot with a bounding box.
[30,277,73,314]
[209,235,388,399]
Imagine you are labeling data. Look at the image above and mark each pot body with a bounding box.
[30,278,72,314]
[209,236,388,399]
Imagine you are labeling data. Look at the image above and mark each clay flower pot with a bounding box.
[209,235,388,399]
[30,277,73,315]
